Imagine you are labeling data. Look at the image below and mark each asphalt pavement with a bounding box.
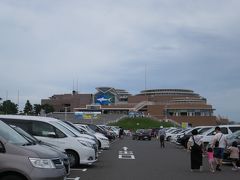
[68,137,240,180]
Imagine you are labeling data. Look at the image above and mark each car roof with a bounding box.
[0,114,59,122]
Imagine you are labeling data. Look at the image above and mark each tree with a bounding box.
[0,100,18,114]
[33,104,42,115]
[24,100,33,115]
[41,104,54,114]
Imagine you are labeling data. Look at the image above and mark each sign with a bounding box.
[74,112,101,120]
[181,122,188,129]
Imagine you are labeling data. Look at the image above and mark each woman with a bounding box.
[187,129,203,171]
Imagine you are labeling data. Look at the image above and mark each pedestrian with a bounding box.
[158,126,166,148]
[119,127,124,139]
[227,141,239,171]
[211,126,227,171]
[207,147,215,173]
[187,129,203,171]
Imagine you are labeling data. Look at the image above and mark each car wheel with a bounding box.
[66,150,79,168]
[1,175,25,180]
[166,136,171,141]
[148,138,151,141]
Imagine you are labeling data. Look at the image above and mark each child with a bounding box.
[228,141,239,171]
[207,147,215,172]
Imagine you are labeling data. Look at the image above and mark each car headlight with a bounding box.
[78,140,92,148]
[29,158,55,169]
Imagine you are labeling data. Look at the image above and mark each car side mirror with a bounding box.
[0,141,6,153]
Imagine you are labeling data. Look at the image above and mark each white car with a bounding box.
[171,128,192,143]
[75,124,110,149]
[166,128,183,141]
[199,125,240,147]
[0,115,97,168]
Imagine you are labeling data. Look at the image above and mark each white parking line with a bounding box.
[70,168,87,172]
[66,177,80,180]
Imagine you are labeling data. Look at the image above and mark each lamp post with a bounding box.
[64,107,68,121]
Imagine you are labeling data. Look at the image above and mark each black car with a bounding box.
[132,129,152,140]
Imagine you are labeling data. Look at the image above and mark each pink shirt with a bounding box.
[207,152,214,160]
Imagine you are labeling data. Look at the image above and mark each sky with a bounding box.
[0,0,240,122]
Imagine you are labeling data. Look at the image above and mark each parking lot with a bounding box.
[67,137,240,180]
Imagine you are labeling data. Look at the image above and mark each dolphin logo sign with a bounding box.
[97,97,111,103]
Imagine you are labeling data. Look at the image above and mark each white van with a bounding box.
[0,115,97,168]
[199,125,240,147]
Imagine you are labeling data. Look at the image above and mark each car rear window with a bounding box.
[229,127,240,133]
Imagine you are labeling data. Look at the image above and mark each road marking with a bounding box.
[66,177,80,180]
[118,147,135,160]
[119,151,133,155]
[118,154,135,159]
[70,168,87,172]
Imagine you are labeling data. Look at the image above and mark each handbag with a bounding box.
[214,134,223,148]
[191,136,202,153]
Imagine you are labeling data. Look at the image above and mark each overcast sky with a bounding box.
[0,0,240,122]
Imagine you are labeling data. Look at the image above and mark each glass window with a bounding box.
[50,121,76,137]
[0,121,28,145]
[229,127,240,133]
[32,121,66,138]
[220,127,228,134]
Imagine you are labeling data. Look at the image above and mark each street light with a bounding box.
[64,107,68,121]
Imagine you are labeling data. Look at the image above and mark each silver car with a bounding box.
[0,120,67,180]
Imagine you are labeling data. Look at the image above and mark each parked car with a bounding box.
[166,128,183,141]
[132,129,152,140]
[176,126,213,148]
[199,125,240,148]
[74,124,110,149]
[0,120,67,180]
[0,115,97,168]
[11,125,70,175]
[85,123,115,141]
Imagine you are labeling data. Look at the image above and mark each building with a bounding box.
[41,91,92,112]
[42,88,217,126]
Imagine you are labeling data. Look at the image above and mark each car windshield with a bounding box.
[50,121,77,137]
[78,124,96,134]
[0,120,29,145]
[198,127,212,134]
[58,121,83,137]
[227,130,240,140]
[13,126,39,143]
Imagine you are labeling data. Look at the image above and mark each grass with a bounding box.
[108,117,175,131]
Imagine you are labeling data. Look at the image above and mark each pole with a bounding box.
[64,107,67,121]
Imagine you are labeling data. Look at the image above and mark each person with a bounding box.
[119,127,124,139]
[158,126,166,148]
[207,147,215,173]
[187,129,203,171]
[227,141,239,171]
[211,126,227,171]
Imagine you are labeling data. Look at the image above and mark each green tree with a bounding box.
[33,104,42,115]
[0,100,18,114]
[24,100,33,115]
[41,104,54,114]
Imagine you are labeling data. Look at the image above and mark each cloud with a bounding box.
[0,0,240,121]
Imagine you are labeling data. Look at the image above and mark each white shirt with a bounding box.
[212,132,227,148]
[188,135,202,146]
